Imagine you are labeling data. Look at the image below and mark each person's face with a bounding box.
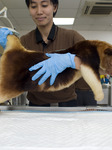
[29,0,57,27]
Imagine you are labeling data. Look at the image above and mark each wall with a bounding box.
[79,31,112,44]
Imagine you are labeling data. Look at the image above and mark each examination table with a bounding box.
[0,106,112,150]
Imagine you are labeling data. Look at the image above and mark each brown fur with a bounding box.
[0,35,112,103]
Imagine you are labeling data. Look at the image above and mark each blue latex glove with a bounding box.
[0,28,13,49]
[29,53,76,85]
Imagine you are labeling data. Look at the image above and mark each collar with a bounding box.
[36,23,56,43]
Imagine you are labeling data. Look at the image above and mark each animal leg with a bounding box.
[80,64,104,101]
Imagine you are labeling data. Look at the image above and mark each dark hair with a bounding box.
[25,0,58,17]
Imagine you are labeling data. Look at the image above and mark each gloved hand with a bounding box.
[29,53,76,85]
[0,28,13,49]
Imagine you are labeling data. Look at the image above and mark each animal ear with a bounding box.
[104,48,112,55]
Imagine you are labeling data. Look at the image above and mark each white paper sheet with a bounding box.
[0,110,112,150]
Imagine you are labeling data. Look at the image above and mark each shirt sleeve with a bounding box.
[73,30,85,44]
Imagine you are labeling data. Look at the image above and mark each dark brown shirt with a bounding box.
[20,25,90,105]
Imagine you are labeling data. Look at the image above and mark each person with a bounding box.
[0,0,97,107]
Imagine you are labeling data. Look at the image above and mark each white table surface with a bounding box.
[0,107,112,150]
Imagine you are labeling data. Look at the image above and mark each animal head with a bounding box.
[100,47,112,75]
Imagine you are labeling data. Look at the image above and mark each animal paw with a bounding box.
[95,92,104,101]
